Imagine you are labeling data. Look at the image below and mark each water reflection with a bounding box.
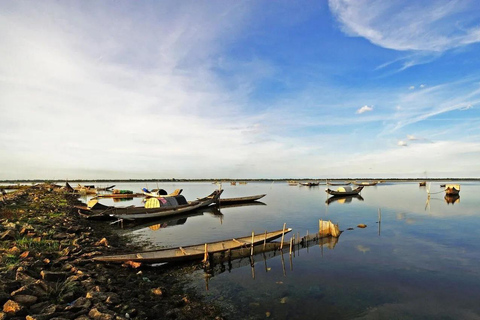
[444,194,460,204]
[325,194,364,205]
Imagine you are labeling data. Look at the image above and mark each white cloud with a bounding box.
[356,105,374,114]
[329,0,480,52]
[398,140,408,147]
[407,135,417,141]
[409,86,415,90]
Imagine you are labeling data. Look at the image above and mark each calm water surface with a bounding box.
[83,181,480,319]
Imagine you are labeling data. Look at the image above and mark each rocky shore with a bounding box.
[0,183,223,320]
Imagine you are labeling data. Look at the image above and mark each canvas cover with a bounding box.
[337,186,353,192]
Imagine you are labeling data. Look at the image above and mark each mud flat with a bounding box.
[0,183,223,319]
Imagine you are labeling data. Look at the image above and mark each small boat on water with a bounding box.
[142,188,183,198]
[325,186,364,196]
[419,181,426,187]
[353,181,378,186]
[300,182,320,186]
[327,181,351,186]
[93,227,292,263]
[219,194,266,205]
[444,184,460,195]
[78,190,222,220]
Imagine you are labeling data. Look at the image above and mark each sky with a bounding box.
[1,0,480,180]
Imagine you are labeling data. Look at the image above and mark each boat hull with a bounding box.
[93,228,292,263]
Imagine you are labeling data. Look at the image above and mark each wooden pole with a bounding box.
[251,231,255,256]
[289,236,293,255]
[280,223,286,249]
[203,243,208,263]
[263,231,267,250]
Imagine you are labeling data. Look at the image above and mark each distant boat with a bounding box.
[419,181,426,187]
[93,227,292,264]
[300,182,320,186]
[353,181,378,186]
[325,186,364,196]
[444,184,460,195]
[326,181,351,186]
[287,181,298,186]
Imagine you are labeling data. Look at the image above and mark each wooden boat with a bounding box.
[300,182,320,186]
[74,184,98,195]
[104,189,223,220]
[419,181,426,187]
[353,181,378,186]
[325,186,364,196]
[143,188,182,198]
[444,184,460,195]
[327,181,351,186]
[287,180,298,186]
[218,194,266,205]
[93,227,292,263]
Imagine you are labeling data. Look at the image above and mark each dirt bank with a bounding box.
[0,183,223,319]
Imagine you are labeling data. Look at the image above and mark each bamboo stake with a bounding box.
[289,236,293,255]
[203,243,208,263]
[280,223,286,249]
[251,231,255,256]
[263,231,267,250]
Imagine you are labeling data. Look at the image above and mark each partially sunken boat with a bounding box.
[93,227,292,263]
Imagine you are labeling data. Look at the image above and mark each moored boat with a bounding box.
[105,189,223,220]
[325,186,364,196]
[444,184,460,195]
[219,194,266,205]
[93,227,292,263]
[353,181,378,186]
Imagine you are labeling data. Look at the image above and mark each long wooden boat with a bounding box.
[93,227,292,263]
[219,194,266,205]
[326,181,351,186]
[419,181,426,187]
[104,189,223,220]
[353,181,378,186]
[325,186,364,196]
[444,184,460,195]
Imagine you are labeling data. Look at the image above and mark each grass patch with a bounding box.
[16,236,60,253]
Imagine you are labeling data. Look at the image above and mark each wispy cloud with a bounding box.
[329,0,480,52]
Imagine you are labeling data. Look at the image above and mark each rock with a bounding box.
[0,229,16,240]
[105,293,120,305]
[11,280,51,297]
[3,299,25,316]
[151,287,163,297]
[15,268,36,284]
[0,311,6,320]
[88,307,114,320]
[11,294,38,306]
[65,297,91,311]
[94,238,109,247]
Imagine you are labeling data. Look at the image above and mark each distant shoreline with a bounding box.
[1,178,479,184]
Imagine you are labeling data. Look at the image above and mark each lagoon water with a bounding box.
[84,181,480,319]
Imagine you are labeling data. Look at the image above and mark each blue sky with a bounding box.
[1,0,480,180]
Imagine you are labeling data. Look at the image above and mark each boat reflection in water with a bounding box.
[444,194,460,205]
[203,232,340,288]
[326,194,364,205]
[122,201,266,231]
